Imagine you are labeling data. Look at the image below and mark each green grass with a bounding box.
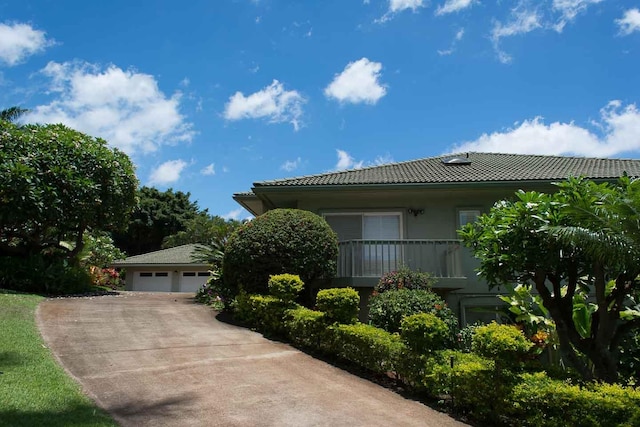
[0,291,117,426]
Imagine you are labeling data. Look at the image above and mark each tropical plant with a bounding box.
[0,106,29,122]
[459,177,640,382]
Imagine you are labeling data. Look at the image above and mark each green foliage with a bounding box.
[162,213,242,249]
[510,372,640,427]
[454,322,481,353]
[268,274,304,303]
[0,106,29,122]
[368,289,458,339]
[618,326,640,385]
[400,313,449,354]
[223,209,338,295]
[113,186,200,255]
[315,287,360,324]
[79,232,126,268]
[459,177,640,382]
[233,293,290,337]
[195,270,225,310]
[374,266,437,293]
[328,323,404,374]
[284,307,327,349]
[472,322,533,367]
[0,254,91,295]
[0,121,137,293]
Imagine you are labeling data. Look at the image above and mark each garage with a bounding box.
[112,244,210,293]
[179,271,211,293]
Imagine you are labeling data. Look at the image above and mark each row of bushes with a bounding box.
[233,275,640,427]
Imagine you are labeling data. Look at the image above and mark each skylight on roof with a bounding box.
[442,155,471,165]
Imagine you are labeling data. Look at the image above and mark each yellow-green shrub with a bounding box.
[472,322,532,368]
[284,306,327,349]
[268,274,304,303]
[400,313,449,354]
[316,287,359,324]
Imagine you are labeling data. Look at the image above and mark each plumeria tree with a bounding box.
[460,177,640,382]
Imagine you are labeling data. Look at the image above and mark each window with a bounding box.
[197,272,210,277]
[140,272,152,277]
[183,272,196,277]
[155,272,168,277]
[459,209,481,227]
[323,212,402,242]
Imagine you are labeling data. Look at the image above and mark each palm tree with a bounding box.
[0,106,29,123]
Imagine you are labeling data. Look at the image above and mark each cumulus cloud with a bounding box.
[552,0,603,32]
[451,101,640,157]
[281,157,302,172]
[325,58,386,105]
[26,61,193,154]
[335,149,364,171]
[376,0,425,23]
[224,80,305,131]
[435,0,477,16]
[617,8,640,36]
[0,22,54,66]
[201,163,215,176]
[148,159,188,185]
[491,6,542,63]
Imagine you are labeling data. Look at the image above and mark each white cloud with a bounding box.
[201,163,215,176]
[617,9,640,36]
[333,150,394,171]
[491,7,542,63]
[335,149,364,171]
[281,157,302,172]
[224,79,305,131]
[435,0,477,16]
[451,101,640,157]
[438,28,465,56]
[26,61,193,154]
[552,0,603,32]
[0,22,53,66]
[222,208,245,221]
[376,0,425,23]
[148,159,188,186]
[324,58,386,105]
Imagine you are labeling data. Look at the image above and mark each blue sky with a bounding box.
[2,1,640,219]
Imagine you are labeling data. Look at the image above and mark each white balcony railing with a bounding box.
[336,239,464,279]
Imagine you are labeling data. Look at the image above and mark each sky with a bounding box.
[1,0,640,219]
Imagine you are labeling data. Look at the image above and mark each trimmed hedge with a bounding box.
[400,313,449,354]
[268,274,304,303]
[316,287,359,324]
[472,322,532,368]
[328,323,403,374]
[223,209,338,295]
[233,293,291,336]
[284,307,327,349]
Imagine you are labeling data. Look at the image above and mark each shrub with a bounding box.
[233,293,290,336]
[400,313,449,354]
[88,266,124,290]
[195,271,225,310]
[328,323,404,374]
[316,287,360,324]
[454,322,481,353]
[284,307,327,349]
[268,274,304,303]
[368,289,458,338]
[510,372,640,427]
[618,327,640,385]
[223,209,338,295]
[374,266,437,293]
[0,254,91,295]
[472,322,532,368]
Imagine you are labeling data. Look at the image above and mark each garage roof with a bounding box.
[112,244,209,267]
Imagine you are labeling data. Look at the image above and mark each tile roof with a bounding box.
[252,152,640,187]
[112,244,208,266]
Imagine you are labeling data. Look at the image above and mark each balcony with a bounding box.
[334,239,466,288]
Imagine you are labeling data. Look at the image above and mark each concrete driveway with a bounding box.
[37,292,468,427]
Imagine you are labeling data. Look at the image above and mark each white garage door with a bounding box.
[135,271,172,292]
[180,271,210,293]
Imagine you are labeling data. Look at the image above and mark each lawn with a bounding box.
[0,291,116,427]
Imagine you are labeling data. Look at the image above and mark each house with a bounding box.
[112,244,211,293]
[234,152,640,324]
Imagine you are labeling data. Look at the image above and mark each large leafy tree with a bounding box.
[0,121,137,262]
[162,212,242,249]
[113,186,200,255]
[460,177,640,383]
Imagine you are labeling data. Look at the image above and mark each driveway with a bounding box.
[37,292,468,427]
